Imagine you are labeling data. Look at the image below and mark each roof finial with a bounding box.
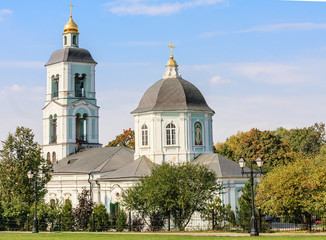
[168,42,175,59]
[69,4,74,18]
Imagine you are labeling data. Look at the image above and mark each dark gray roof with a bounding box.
[100,155,155,181]
[45,47,97,66]
[191,154,249,178]
[131,77,214,114]
[53,147,134,174]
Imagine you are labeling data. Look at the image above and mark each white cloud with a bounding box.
[199,22,326,38]
[0,9,12,21]
[239,23,326,33]
[105,0,225,16]
[210,75,233,86]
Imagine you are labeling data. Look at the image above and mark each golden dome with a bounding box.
[63,17,79,34]
[166,56,178,66]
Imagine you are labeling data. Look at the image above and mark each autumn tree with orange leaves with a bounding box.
[106,128,135,150]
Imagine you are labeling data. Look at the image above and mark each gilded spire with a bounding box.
[166,42,178,67]
[63,4,79,34]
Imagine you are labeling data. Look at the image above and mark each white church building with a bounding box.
[44,11,248,215]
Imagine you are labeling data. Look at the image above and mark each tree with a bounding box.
[123,163,220,231]
[274,123,326,157]
[73,188,94,230]
[215,128,296,172]
[237,180,254,232]
[105,128,135,150]
[0,126,52,228]
[256,154,326,220]
[61,199,74,231]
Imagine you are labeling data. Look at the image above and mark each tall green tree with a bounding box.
[0,126,52,228]
[61,199,74,231]
[123,163,220,231]
[237,180,254,232]
[105,128,135,150]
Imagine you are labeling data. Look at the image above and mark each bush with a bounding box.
[116,209,127,232]
[73,188,93,231]
[132,214,144,232]
[90,204,110,231]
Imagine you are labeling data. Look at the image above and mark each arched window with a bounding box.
[49,115,57,143]
[47,152,51,161]
[73,35,77,45]
[51,75,59,98]
[52,152,56,163]
[75,73,86,97]
[166,123,176,145]
[64,36,67,45]
[141,124,148,146]
[194,122,203,145]
[76,113,87,143]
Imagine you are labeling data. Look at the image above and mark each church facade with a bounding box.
[44,10,248,216]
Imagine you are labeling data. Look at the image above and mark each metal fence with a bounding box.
[1,211,326,232]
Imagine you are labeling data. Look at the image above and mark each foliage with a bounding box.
[215,128,296,172]
[256,154,326,219]
[131,214,144,232]
[201,197,235,230]
[61,199,74,231]
[0,126,52,228]
[73,188,94,230]
[115,209,127,232]
[123,163,220,231]
[90,204,110,231]
[105,128,135,150]
[237,180,255,232]
[274,123,326,157]
[29,201,52,231]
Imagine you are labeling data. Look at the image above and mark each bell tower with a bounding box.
[42,6,101,162]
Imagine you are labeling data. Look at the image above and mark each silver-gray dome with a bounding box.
[132,77,214,114]
[45,47,97,66]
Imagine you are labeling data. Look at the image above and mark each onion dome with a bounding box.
[63,16,79,34]
[132,42,213,114]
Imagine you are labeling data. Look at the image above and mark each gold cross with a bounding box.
[69,4,74,17]
[168,42,175,56]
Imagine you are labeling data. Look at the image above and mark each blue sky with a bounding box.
[1,0,326,146]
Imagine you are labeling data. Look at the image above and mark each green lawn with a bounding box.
[0,233,326,240]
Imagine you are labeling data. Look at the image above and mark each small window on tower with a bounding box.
[141,124,148,146]
[73,35,77,45]
[49,114,57,143]
[52,75,59,98]
[64,36,67,45]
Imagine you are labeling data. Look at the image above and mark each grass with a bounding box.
[0,233,326,240]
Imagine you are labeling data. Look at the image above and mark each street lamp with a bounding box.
[239,157,263,237]
[27,170,45,233]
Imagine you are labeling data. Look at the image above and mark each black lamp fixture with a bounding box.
[239,156,263,237]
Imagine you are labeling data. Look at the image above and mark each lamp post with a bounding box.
[27,170,45,233]
[239,157,263,237]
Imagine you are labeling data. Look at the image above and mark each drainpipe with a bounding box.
[88,173,92,201]
[95,180,101,204]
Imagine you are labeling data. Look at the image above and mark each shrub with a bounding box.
[116,209,127,232]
